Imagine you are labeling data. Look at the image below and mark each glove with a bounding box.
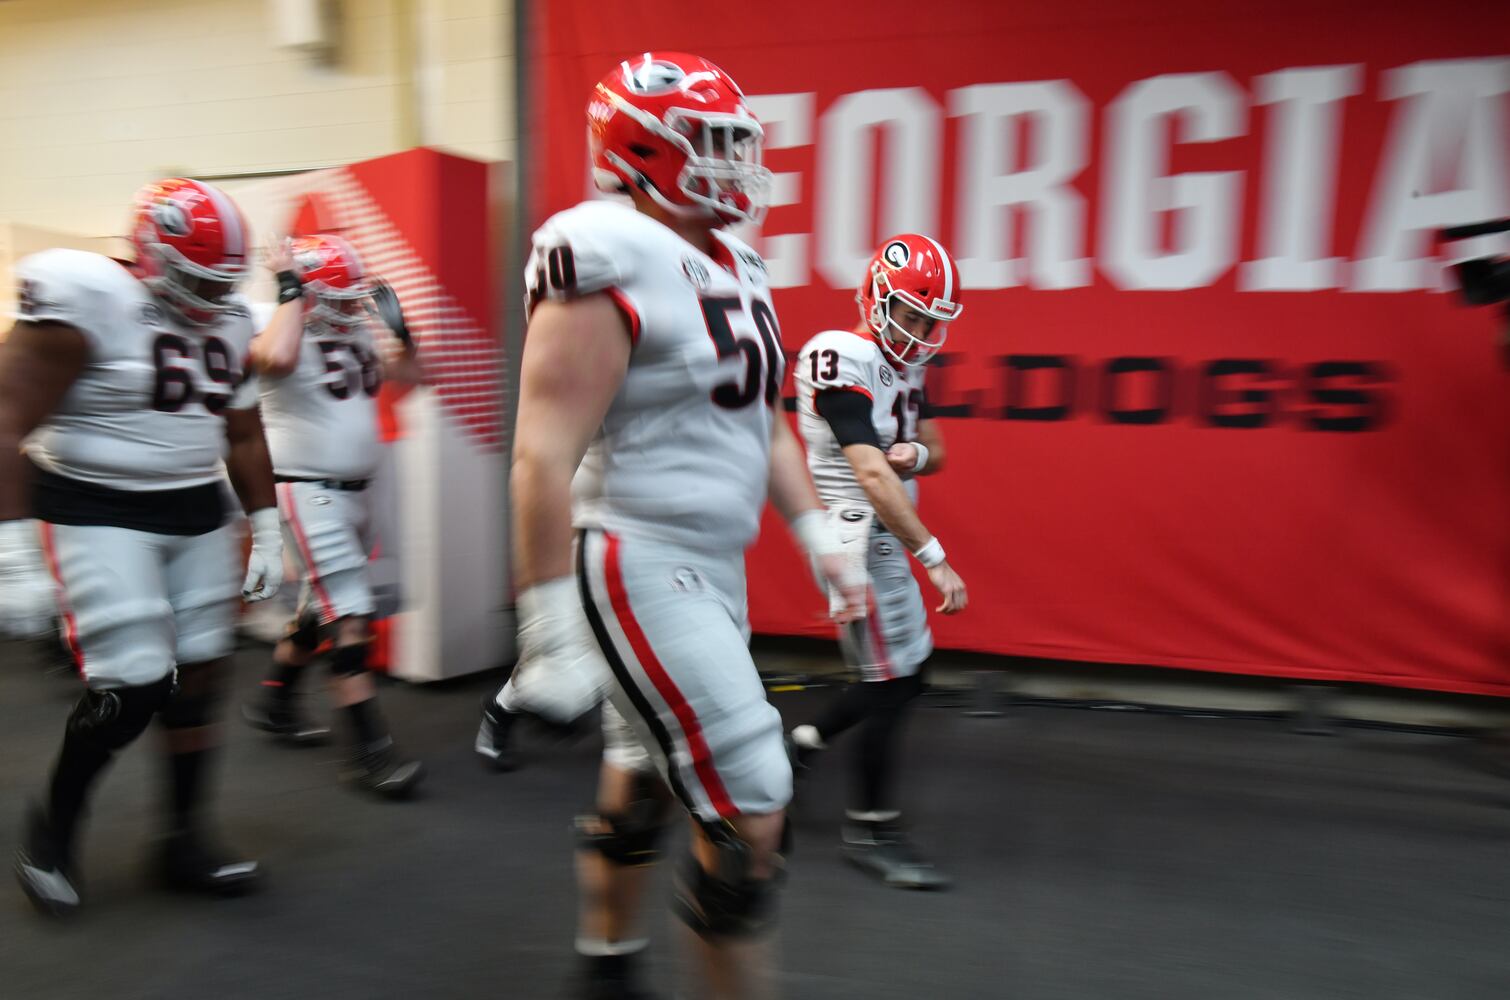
[791,508,868,624]
[0,519,57,638]
[241,507,284,603]
[369,278,412,348]
[507,576,613,725]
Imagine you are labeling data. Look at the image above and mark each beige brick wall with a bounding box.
[0,0,513,241]
[419,0,513,164]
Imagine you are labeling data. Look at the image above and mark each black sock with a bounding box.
[812,679,888,743]
[851,674,923,814]
[45,731,114,853]
[167,748,210,834]
[344,697,386,747]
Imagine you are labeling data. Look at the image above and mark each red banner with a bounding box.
[532,2,1510,695]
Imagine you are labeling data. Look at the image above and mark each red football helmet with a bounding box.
[857,234,964,367]
[130,177,251,326]
[288,234,371,329]
[588,51,772,227]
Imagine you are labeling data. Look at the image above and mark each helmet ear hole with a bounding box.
[628,143,656,158]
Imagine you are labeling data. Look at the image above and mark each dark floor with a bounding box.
[2,639,1508,1000]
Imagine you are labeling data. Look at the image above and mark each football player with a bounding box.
[788,234,968,890]
[240,234,424,798]
[492,52,863,1000]
[0,178,281,916]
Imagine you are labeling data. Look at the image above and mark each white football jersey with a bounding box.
[253,302,383,481]
[15,248,258,491]
[527,200,784,552]
[795,329,926,507]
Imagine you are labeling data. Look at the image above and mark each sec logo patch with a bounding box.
[681,255,711,290]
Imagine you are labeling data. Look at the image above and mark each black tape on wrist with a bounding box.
[276,270,304,305]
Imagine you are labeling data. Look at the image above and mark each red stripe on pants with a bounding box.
[278,482,336,623]
[864,587,894,680]
[36,522,85,678]
[602,532,737,819]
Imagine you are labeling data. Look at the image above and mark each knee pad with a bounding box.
[672,823,783,939]
[284,612,322,654]
[575,775,674,867]
[68,675,176,752]
[329,641,368,678]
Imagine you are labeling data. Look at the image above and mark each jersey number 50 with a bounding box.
[700,297,783,410]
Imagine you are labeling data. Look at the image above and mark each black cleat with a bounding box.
[840,821,951,891]
[579,953,658,1000]
[475,698,520,772]
[242,698,331,747]
[346,737,425,799]
[15,806,80,918]
[580,978,658,1000]
[157,830,262,897]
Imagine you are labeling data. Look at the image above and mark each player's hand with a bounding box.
[0,519,58,639]
[927,561,967,615]
[369,278,413,346]
[816,551,867,625]
[241,507,284,603]
[263,236,294,275]
[886,442,919,475]
[510,576,612,725]
[791,509,866,624]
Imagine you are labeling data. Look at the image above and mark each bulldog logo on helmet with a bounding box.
[623,58,687,96]
[881,240,911,269]
[151,200,192,237]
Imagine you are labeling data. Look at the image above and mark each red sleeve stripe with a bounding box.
[823,385,873,401]
[605,288,641,344]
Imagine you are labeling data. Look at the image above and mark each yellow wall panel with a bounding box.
[0,0,515,239]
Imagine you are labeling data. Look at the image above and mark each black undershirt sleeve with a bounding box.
[815,388,882,449]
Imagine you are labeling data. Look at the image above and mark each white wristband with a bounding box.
[790,508,841,557]
[909,441,931,473]
[248,506,281,545]
[517,575,585,626]
[913,537,946,568]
